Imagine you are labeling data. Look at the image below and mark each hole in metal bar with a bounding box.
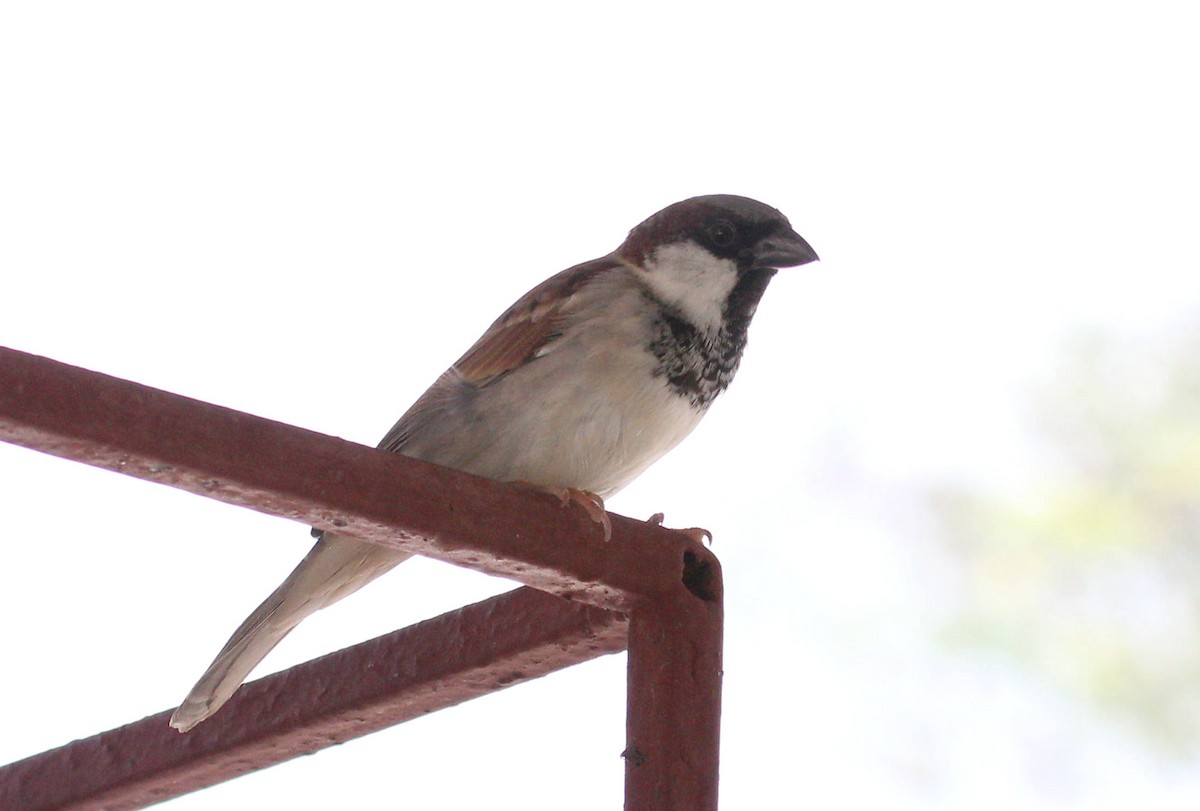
[681,550,718,602]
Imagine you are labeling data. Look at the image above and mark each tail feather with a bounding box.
[170,533,410,732]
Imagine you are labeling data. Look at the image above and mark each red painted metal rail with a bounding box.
[0,346,723,811]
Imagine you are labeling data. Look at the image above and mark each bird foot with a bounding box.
[644,512,712,545]
[556,487,612,541]
[514,482,611,541]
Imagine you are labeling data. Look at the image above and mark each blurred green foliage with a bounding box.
[930,326,1200,753]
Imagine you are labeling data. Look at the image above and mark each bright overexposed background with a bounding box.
[3,2,1199,808]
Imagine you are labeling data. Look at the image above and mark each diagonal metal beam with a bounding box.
[0,346,716,611]
[0,587,625,811]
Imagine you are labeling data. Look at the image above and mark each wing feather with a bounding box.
[377,257,619,453]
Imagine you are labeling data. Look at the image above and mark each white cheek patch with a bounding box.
[641,242,738,334]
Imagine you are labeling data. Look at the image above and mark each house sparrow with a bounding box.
[170,194,818,732]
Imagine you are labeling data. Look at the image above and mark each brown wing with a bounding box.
[377,256,620,453]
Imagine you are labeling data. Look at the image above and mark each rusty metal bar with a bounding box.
[625,550,724,811]
[0,346,724,810]
[0,346,717,611]
[0,587,625,811]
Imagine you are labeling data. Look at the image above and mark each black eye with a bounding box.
[705,220,737,248]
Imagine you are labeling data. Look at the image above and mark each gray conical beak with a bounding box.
[754,229,819,269]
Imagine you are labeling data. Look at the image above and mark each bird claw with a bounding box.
[560,488,611,542]
[514,482,611,541]
[645,512,711,545]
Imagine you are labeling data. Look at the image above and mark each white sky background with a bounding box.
[2,1,1199,808]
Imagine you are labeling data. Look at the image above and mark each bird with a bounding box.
[170,194,818,732]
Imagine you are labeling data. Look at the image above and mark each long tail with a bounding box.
[170,533,410,732]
